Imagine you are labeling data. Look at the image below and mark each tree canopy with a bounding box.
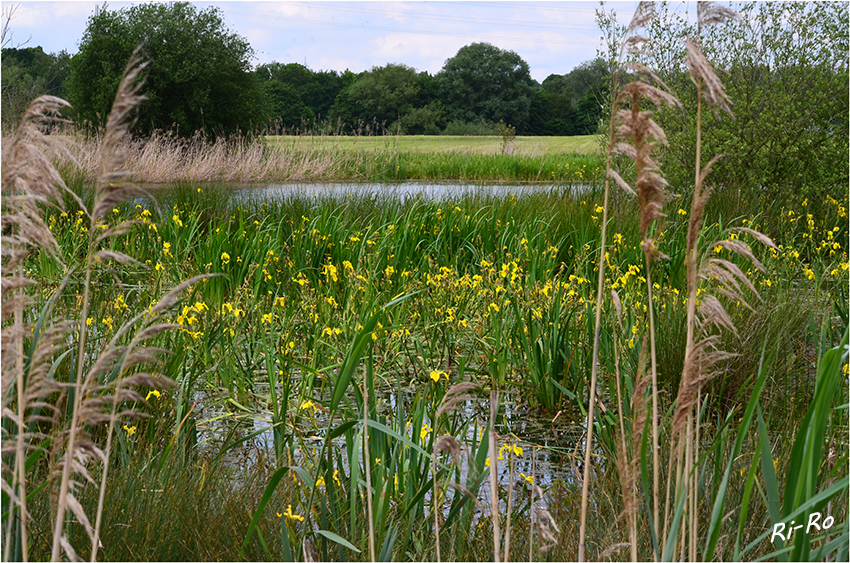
[437,43,537,133]
[1,46,71,127]
[67,1,265,136]
[643,0,848,195]
[255,62,350,132]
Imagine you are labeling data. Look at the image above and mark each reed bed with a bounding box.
[31,130,605,185]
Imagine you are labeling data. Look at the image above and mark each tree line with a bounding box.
[1,2,606,137]
[1,0,846,196]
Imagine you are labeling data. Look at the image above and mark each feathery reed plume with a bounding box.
[672,4,757,559]
[24,46,207,561]
[610,50,681,561]
[436,382,480,420]
[433,432,470,562]
[535,507,561,555]
[433,383,479,561]
[600,543,632,560]
[580,3,678,559]
[1,93,74,563]
[48,47,147,562]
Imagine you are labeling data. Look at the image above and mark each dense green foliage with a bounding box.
[436,42,537,134]
[645,1,849,196]
[67,2,265,135]
[256,62,353,132]
[0,46,70,127]
[332,63,435,133]
[539,58,609,135]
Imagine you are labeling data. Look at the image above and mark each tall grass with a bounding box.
[579,2,848,562]
[2,50,206,562]
[29,130,604,185]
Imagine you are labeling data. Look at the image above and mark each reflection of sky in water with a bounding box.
[195,375,588,518]
[232,181,588,204]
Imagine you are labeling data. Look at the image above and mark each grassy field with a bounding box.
[264,134,603,157]
[49,132,606,185]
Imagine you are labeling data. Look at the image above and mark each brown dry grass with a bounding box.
[19,130,356,184]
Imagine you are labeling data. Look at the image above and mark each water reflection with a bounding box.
[194,378,586,493]
[231,181,586,204]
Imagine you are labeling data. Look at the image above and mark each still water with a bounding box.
[227,181,587,203]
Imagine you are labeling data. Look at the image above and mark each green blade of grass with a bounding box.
[316,529,361,554]
[740,477,849,558]
[365,419,431,458]
[703,342,771,560]
[240,465,304,559]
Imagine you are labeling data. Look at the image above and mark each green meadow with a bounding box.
[264,134,603,156]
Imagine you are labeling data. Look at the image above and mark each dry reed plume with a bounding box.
[580,2,780,561]
[670,4,776,560]
[38,130,360,184]
[2,93,75,563]
[578,2,678,559]
[2,48,206,562]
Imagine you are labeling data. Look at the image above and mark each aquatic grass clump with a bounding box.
[31,129,607,185]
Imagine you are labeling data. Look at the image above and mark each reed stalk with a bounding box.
[580,4,673,559]
[14,267,27,563]
[672,4,742,559]
[489,390,500,563]
[433,437,441,563]
[504,448,514,562]
[528,447,535,563]
[363,381,376,563]
[611,291,638,562]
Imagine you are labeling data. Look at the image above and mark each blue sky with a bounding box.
[4,1,661,82]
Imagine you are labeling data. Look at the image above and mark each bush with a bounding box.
[645,1,849,197]
[441,119,496,136]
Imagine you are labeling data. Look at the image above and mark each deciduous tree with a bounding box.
[646,1,849,196]
[437,43,536,133]
[68,1,264,136]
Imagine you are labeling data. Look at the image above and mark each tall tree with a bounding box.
[540,58,609,136]
[68,2,265,136]
[346,63,423,128]
[1,47,71,127]
[256,62,316,130]
[437,42,536,133]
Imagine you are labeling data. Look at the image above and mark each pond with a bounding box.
[182,180,591,204]
[152,179,596,521]
[192,377,589,518]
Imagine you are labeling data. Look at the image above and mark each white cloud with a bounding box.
[5,0,640,78]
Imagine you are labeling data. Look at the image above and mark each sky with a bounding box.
[1,0,666,82]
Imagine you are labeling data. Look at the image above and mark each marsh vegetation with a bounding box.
[2,2,848,562]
